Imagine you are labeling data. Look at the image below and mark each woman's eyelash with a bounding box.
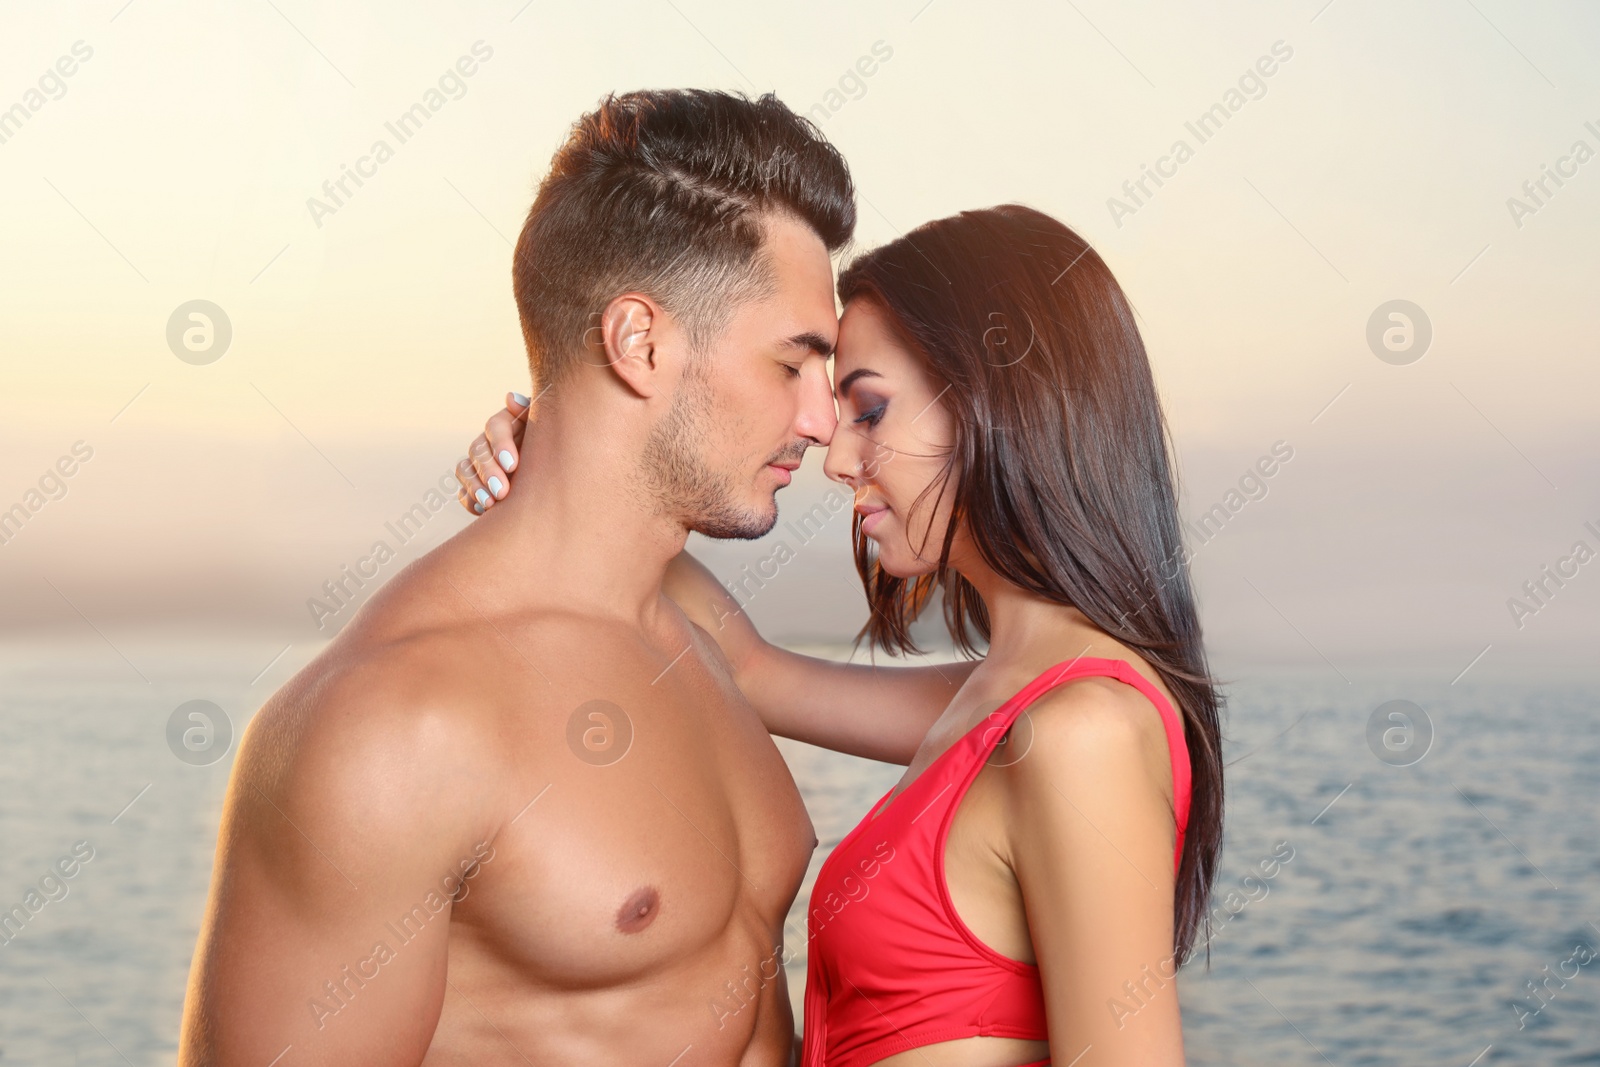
[854,403,886,428]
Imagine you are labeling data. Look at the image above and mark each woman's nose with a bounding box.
[822,432,860,486]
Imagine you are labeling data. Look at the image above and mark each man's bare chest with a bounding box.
[450,652,815,986]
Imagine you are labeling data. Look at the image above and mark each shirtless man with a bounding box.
[179,90,888,1066]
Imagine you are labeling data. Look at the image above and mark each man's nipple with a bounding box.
[616,886,660,934]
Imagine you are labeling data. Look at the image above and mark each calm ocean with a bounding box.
[1,640,1595,1064]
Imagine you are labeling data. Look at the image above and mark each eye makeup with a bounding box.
[853,400,887,428]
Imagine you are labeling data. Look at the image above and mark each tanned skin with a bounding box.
[179,215,901,1066]
[463,297,1189,1067]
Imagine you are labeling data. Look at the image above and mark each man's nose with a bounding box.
[795,366,837,447]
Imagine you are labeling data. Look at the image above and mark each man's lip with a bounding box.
[769,461,802,472]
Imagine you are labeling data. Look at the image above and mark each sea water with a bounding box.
[0,641,1595,1063]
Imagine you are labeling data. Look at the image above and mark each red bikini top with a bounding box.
[800,657,1192,1067]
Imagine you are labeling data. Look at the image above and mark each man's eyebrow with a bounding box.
[834,368,882,399]
[783,330,834,357]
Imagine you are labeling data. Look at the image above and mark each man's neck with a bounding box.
[458,398,689,627]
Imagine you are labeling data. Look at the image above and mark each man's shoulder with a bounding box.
[240,632,521,818]
[251,550,640,803]
[339,547,617,676]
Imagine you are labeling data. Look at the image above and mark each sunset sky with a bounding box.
[2,0,1596,684]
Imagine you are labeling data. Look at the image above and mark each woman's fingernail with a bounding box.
[473,501,485,514]
[498,449,516,471]
[488,476,505,497]
[512,391,530,406]
[475,488,492,508]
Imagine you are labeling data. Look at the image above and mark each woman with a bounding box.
[458,204,1221,1066]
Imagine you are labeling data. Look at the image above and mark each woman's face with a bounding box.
[823,298,959,578]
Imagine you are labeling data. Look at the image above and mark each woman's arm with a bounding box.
[1002,680,1188,1065]
[662,549,974,764]
[454,395,975,765]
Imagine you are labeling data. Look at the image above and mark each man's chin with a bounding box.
[691,495,780,541]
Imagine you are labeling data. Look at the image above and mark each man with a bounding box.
[180,89,855,1065]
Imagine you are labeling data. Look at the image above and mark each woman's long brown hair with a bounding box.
[837,204,1222,968]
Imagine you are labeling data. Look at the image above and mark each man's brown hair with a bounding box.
[512,89,856,389]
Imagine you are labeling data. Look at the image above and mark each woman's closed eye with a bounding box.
[853,401,887,429]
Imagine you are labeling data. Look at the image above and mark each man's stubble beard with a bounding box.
[641,359,780,541]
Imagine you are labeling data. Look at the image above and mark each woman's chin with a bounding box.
[874,553,937,580]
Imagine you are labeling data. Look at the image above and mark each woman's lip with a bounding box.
[858,506,888,535]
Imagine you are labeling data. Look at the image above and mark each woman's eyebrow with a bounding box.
[834,368,883,399]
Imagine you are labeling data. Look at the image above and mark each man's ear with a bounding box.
[590,293,667,398]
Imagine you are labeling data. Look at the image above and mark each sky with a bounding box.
[1,0,1596,685]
